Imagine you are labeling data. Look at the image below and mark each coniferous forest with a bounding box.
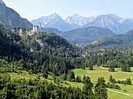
[0,26,133,99]
[0,27,109,99]
[1,0,133,99]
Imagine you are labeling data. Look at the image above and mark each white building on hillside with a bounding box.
[28,25,41,36]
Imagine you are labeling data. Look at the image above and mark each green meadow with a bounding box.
[73,67,133,99]
[2,67,133,99]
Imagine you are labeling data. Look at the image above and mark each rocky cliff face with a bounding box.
[0,0,5,6]
[0,0,32,28]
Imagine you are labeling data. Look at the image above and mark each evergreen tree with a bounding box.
[89,65,93,70]
[95,77,107,99]
[82,75,86,83]
[121,64,131,72]
[126,65,131,72]
[89,60,94,70]
[109,65,115,72]
[109,75,113,83]
[67,71,75,81]
[82,76,94,98]
[125,78,132,85]
[107,61,115,72]
[109,75,116,84]
[75,75,82,82]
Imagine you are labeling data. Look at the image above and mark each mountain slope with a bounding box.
[32,13,133,34]
[0,0,5,5]
[61,27,115,44]
[31,13,72,31]
[0,28,24,59]
[26,32,78,57]
[101,30,133,45]
[0,1,32,28]
[85,14,133,34]
[85,29,133,48]
[0,27,80,75]
[66,14,94,26]
[40,28,63,35]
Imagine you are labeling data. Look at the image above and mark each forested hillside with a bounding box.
[0,27,108,99]
[84,29,133,49]
[1,0,133,98]
[0,27,82,75]
[62,26,115,44]
[1,25,133,98]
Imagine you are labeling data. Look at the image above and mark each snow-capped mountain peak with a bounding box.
[31,13,72,31]
[31,13,133,34]
[48,13,62,20]
[84,14,133,34]
[66,14,95,26]
[31,13,64,26]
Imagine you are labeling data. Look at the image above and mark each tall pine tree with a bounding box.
[82,76,94,99]
[95,77,107,99]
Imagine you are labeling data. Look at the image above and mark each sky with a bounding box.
[3,0,133,21]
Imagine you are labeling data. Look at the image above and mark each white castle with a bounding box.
[28,25,41,36]
[18,24,42,36]
[32,26,40,35]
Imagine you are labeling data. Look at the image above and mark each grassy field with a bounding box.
[73,67,133,99]
[2,67,133,99]
[7,70,54,83]
[108,90,133,99]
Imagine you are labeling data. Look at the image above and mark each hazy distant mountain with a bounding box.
[0,0,5,5]
[41,28,63,35]
[85,14,133,34]
[121,19,133,33]
[0,0,32,28]
[31,13,95,31]
[31,13,73,31]
[66,14,94,26]
[61,27,115,44]
[32,13,133,34]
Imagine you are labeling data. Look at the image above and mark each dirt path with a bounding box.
[108,89,133,98]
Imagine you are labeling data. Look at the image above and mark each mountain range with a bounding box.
[31,13,95,31]
[1,0,133,45]
[84,29,133,48]
[66,14,94,27]
[85,14,133,34]
[31,13,72,31]
[0,0,32,28]
[0,1,115,45]
[31,13,133,34]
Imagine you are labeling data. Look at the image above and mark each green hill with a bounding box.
[0,28,80,75]
[22,32,78,57]
[62,26,115,44]
[84,29,133,48]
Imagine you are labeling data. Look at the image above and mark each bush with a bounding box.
[106,82,121,90]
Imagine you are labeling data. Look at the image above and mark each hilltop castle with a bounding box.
[28,26,41,36]
[19,25,42,36]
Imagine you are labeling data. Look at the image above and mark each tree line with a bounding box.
[0,74,107,99]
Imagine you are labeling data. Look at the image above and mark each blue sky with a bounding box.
[3,0,133,21]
